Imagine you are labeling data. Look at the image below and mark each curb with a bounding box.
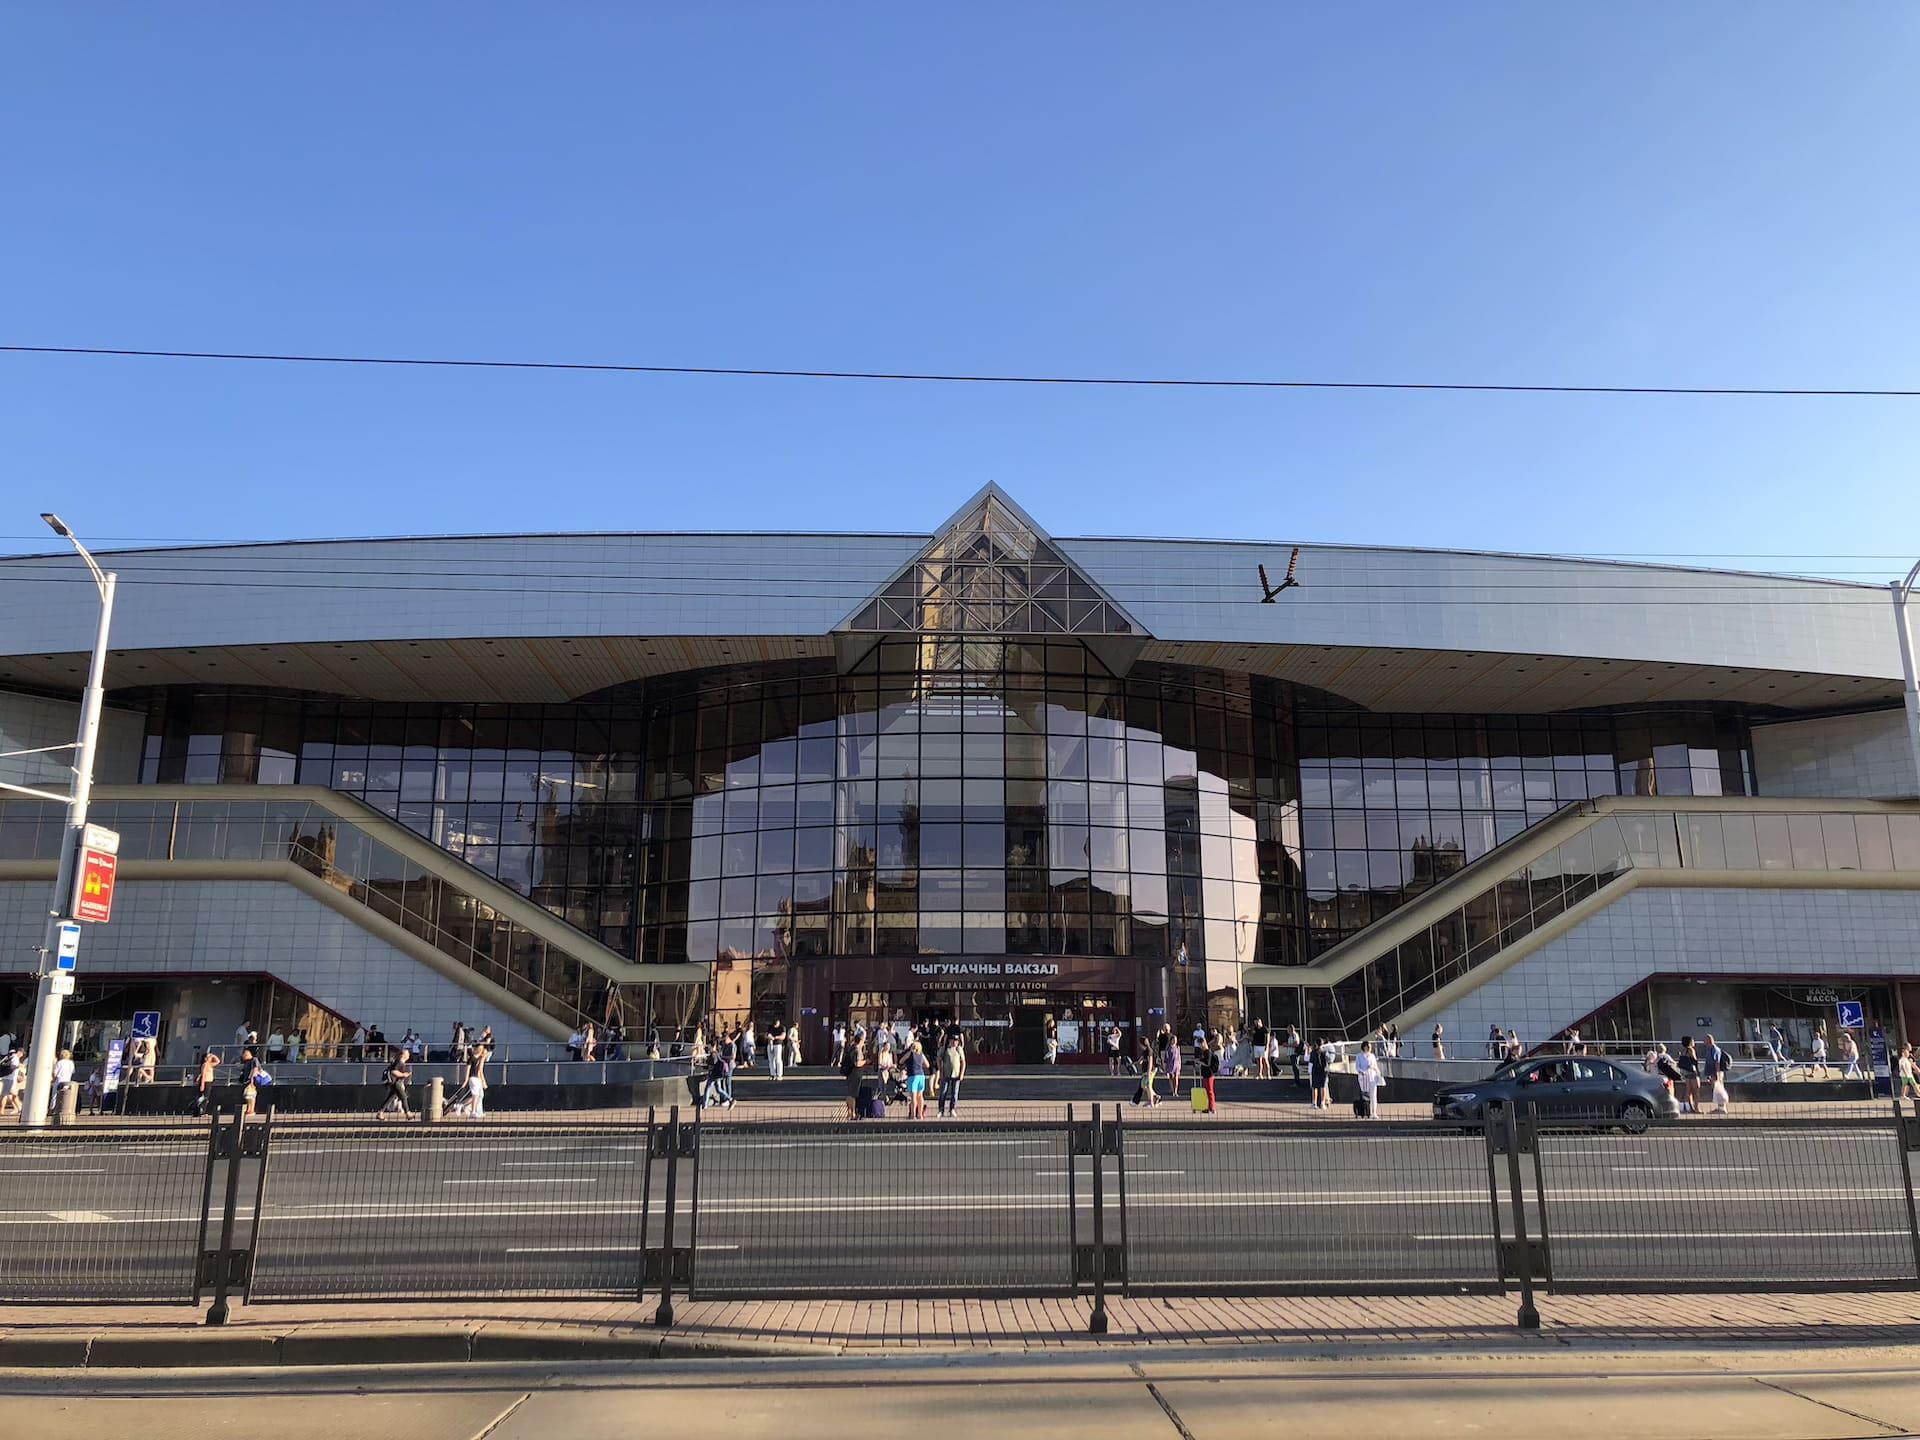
[0,1326,838,1369]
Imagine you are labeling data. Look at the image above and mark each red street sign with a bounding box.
[73,847,118,923]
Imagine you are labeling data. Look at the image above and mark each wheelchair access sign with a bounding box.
[1836,1000,1866,1030]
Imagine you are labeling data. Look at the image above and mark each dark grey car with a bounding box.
[1432,1055,1680,1133]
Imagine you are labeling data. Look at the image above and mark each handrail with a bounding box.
[1248,795,1920,1041]
[0,787,701,1034]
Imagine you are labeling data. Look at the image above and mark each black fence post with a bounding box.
[1502,1103,1541,1330]
[1483,1106,1508,1290]
[685,1103,704,1301]
[241,1098,275,1303]
[1111,1101,1129,1297]
[205,1101,247,1326]
[654,1103,680,1328]
[1893,1094,1920,1282]
[636,1105,656,1303]
[1065,1103,1079,1280]
[191,1101,223,1308]
[1088,1103,1109,1334]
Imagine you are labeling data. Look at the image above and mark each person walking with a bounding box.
[1043,1014,1059,1065]
[1899,1044,1920,1101]
[378,1048,415,1120]
[1430,1022,1446,1060]
[1196,1036,1219,1113]
[1104,1022,1123,1075]
[767,1017,787,1082]
[840,1030,865,1120]
[831,1019,847,1069]
[1676,1035,1701,1113]
[1251,1018,1271,1080]
[1811,1027,1830,1080]
[787,1020,801,1070]
[1308,1035,1331,1110]
[580,1022,598,1063]
[1842,1031,1863,1081]
[1700,1033,1731,1115]
[195,1049,221,1116]
[0,1044,24,1115]
[904,1038,930,1120]
[1137,1038,1160,1107]
[1286,1025,1304,1084]
[937,1033,966,1116]
[1165,1034,1183,1101]
[1488,1023,1503,1061]
[740,1020,757,1071]
[1355,1040,1384,1118]
[130,1034,157,1087]
[703,1031,736,1110]
[51,1048,75,1106]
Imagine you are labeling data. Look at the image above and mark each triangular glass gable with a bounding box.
[838,486,1146,638]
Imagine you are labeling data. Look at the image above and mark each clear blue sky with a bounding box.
[3,5,1916,578]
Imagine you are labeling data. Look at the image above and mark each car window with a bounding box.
[1523,1060,1566,1084]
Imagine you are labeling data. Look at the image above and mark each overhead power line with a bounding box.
[5,344,1920,398]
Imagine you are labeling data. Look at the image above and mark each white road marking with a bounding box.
[1613,1165,1761,1172]
[1416,1229,1913,1242]
[442,1177,598,1186]
[47,1210,113,1223]
[499,1160,634,1168]
[503,1244,740,1254]
[6,1168,107,1174]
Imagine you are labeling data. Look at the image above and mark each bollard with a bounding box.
[51,1082,79,1127]
[426,1076,445,1123]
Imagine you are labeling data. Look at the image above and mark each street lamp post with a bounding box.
[18,515,117,1129]
[1895,562,1920,800]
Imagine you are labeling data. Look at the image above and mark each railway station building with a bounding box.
[2,485,1916,1064]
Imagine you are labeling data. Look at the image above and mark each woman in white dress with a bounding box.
[1355,1041,1384,1118]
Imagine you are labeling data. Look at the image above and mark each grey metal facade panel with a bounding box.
[0,533,927,656]
[0,528,1898,682]
[1054,537,1902,680]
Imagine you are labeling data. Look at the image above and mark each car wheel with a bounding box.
[1619,1100,1651,1135]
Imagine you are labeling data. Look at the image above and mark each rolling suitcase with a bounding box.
[1190,1085,1210,1113]
[1353,1094,1372,1118]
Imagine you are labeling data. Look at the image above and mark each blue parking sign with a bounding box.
[1836,1000,1865,1030]
[131,1010,161,1040]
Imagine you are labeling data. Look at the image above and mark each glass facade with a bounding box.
[130,655,1758,1036]
[1295,708,1750,955]
[1250,802,1920,1043]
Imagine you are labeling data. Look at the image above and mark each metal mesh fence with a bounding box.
[1532,1103,1920,1290]
[0,1125,209,1302]
[691,1112,1079,1297]
[1120,1115,1501,1293]
[248,1118,664,1300]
